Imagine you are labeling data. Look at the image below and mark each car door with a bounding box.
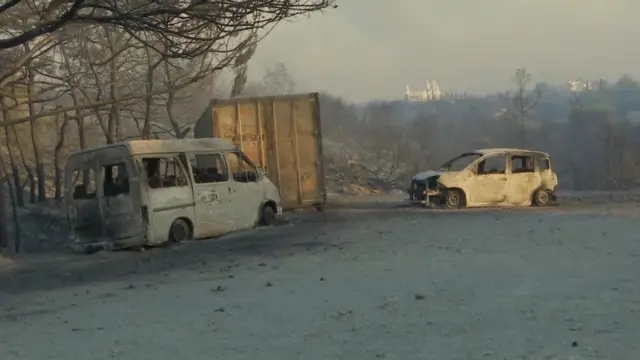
[187,152,236,238]
[506,154,541,205]
[468,154,509,205]
[225,151,264,229]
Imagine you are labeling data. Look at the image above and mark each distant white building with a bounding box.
[405,79,441,101]
[568,79,593,93]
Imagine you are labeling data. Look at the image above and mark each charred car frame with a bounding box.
[407,148,558,209]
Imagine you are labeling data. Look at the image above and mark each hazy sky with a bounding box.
[250,0,640,102]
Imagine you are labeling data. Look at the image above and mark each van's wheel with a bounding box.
[532,189,551,206]
[169,219,191,243]
[444,189,464,209]
[260,205,277,226]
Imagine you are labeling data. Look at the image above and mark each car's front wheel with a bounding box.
[443,189,464,209]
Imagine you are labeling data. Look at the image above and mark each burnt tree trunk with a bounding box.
[9,125,34,203]
[1,96,24,207]
[0,153,21,252]
[27,66,46,202]
[54,113,70,201]
[0,177,7,249]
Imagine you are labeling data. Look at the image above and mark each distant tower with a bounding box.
[403,79,445,101]
[432,80,441,100]
[423,79,430,100]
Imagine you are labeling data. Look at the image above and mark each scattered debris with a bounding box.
[5,202,68,253]
[340,184,381,196]
[0,251,13,268]
[378,296,397,310]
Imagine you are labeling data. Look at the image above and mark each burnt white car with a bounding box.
[407,148,558,209]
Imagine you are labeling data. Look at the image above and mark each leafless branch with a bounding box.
[0,0,335,52]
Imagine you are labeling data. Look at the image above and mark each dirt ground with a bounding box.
[2,193,640,360]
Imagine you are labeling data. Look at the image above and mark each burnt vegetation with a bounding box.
[319,70,640,195]
[0,0,334,251]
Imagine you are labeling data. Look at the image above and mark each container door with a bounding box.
[291,98,323,205]
[208,94,325,210]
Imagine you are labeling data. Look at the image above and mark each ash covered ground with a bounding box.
[1,193,640,360]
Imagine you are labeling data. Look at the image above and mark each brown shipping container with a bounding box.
[194,92,326,211]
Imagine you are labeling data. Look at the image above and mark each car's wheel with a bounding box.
[532,189,551,206]
[260,205,277,226]
[169,218,191,243]
[444,189,464,209]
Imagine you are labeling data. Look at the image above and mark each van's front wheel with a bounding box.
[169,219,191,243]
[260,205,277,226]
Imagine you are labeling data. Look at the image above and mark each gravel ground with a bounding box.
[2,195,640,360]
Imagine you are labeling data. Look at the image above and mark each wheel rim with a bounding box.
[447,192,460,207]
[536,191,549,204]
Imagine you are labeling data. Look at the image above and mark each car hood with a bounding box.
[412,170,446,181]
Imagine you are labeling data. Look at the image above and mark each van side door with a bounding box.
[67,165,101,246]
[225,151,264,229]
[142,155,196,244]
[100,161,145,241]
[188,152,236,237]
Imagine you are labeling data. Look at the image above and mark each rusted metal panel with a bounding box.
[194,93,326,210]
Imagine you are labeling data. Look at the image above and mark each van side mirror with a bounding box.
[256,166,266,179]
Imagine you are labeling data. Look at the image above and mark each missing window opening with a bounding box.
[143,157,188,189]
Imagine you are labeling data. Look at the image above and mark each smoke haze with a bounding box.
[251,0,640,101]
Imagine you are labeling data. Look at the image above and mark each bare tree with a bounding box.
[511,68,540,147]
[262,62,296,95]
[230,35,258,97]
[0,0,335,51]
[0,0,335,129]
[53,111,70,200]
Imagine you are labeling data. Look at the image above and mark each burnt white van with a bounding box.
[65,138,282,253]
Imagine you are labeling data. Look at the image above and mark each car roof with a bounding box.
[473,148,550,157]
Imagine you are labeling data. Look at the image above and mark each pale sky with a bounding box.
[250,0,640,102]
